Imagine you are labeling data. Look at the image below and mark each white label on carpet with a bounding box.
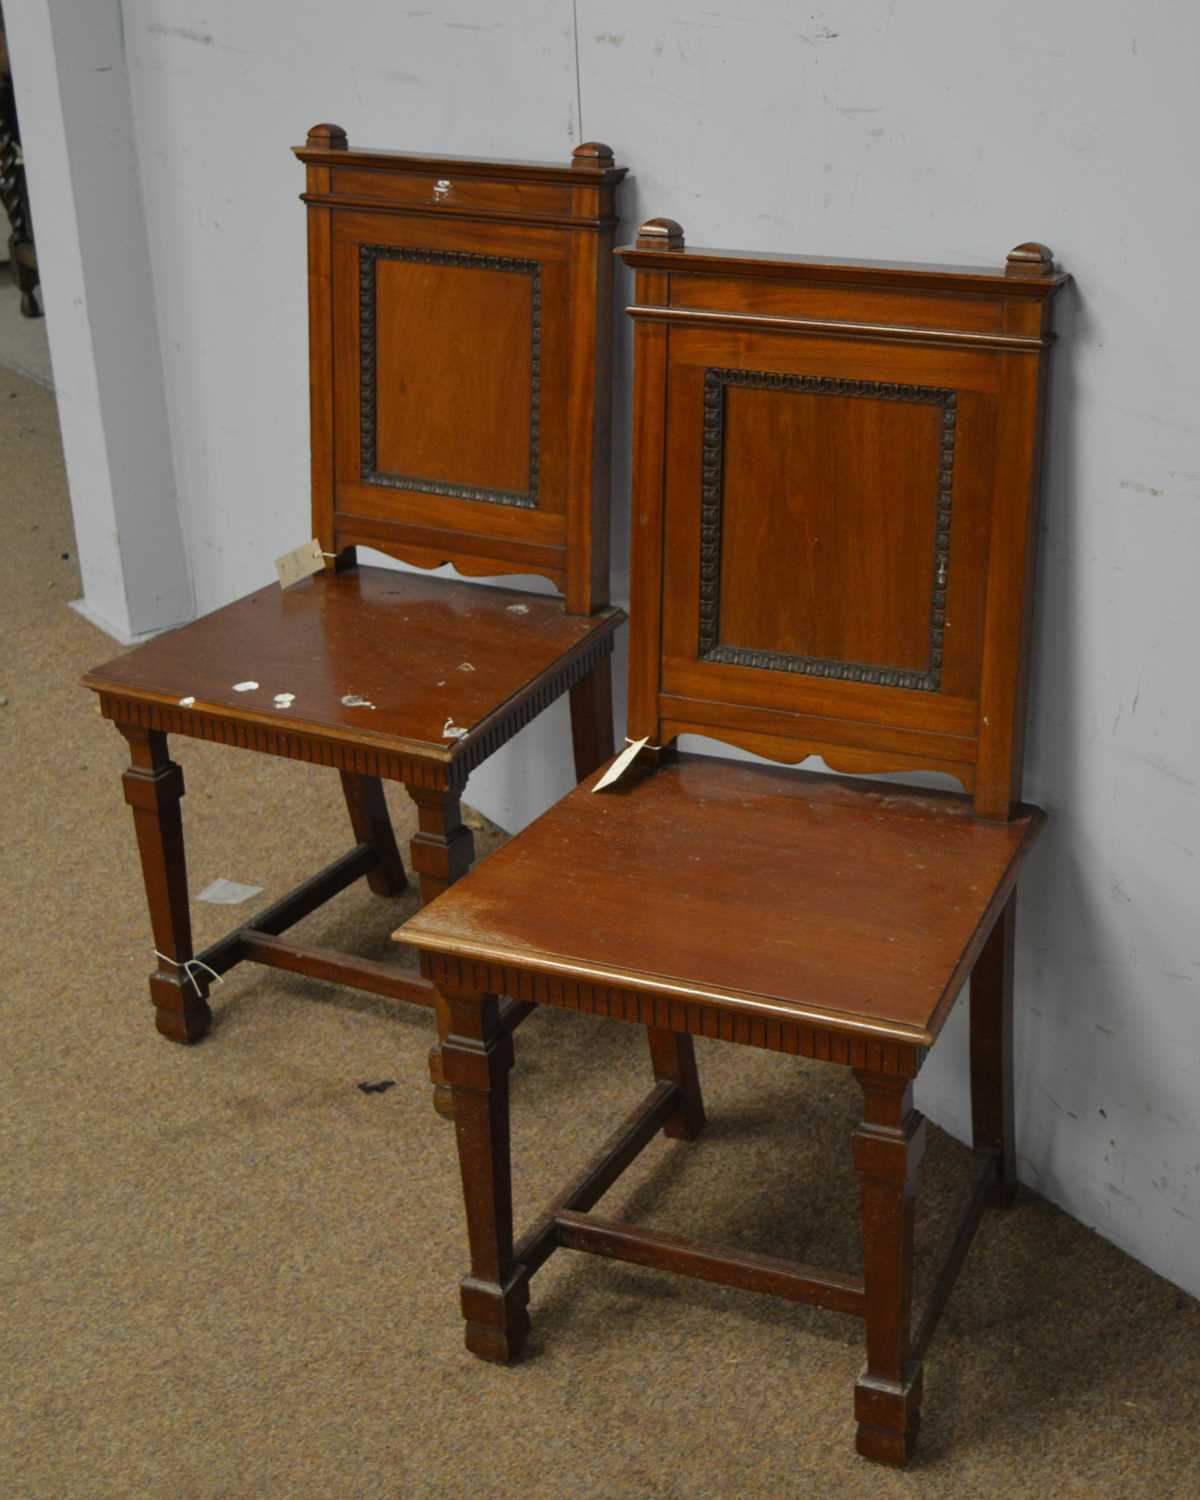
[196,878,263,906]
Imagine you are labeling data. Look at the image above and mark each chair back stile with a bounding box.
[295,126,626,615]
[618,224,1068,818]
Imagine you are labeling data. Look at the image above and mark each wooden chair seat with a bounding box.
[401,753,1042,1053]
[84,567,622,775]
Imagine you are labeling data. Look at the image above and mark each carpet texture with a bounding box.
[1,366,1198,1498]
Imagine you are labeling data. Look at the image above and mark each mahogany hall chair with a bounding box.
[82,126,626,1062]
[398,220,1069,1466]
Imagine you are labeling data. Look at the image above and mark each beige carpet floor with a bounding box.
[2,366,1198,1498]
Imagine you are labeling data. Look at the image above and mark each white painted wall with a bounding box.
[32,3,1200,1294]
[6,1,193,642]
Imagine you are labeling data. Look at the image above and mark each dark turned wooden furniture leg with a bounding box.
[971,893,1018,1207]
[646,1029,706,1140]
[852,1071,926,1467]
[438,985,531,1363]
[430,994,457,1123]
[120,725,211,1044]
[339,772,408,896]
[407,786,476,906]
[0,68,41,319]
[568,654,616,780]
[410,786,476,1115]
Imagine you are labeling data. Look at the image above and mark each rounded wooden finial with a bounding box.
[572,141,615,169]
[1006,241,1054,277]
[306,122,348,150]
[636,216,685,251]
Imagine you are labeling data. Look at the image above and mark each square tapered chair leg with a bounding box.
[340,772,408,896]
[852,1072,926,1467]
[439,987,531,1362]
[121,726,211,1045]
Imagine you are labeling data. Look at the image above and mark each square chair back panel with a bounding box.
[296,129,626,613]
[618,224,1068,817]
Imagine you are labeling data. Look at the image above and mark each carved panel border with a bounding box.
[699,368,958,693]
[359,246,541,510]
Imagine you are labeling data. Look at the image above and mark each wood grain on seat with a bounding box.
[84,568,620,759]
[400,753,1042,1046]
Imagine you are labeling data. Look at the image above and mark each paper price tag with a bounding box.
[274,538,325,589]
[591,736,649,793]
